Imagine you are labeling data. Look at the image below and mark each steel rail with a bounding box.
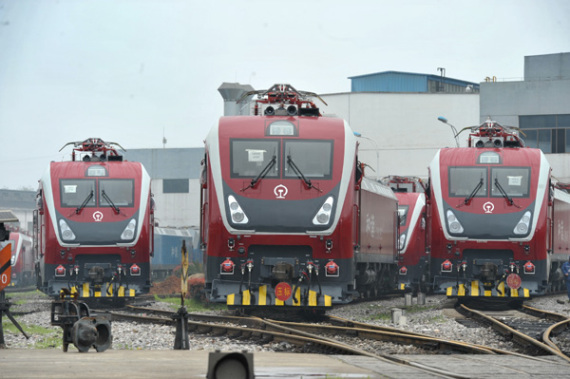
[543,318,570,354]
[112,310,472,378]
[265,318,495,355]
[125,305,559,361]
[459,304,570,364]
[522,304,570,323]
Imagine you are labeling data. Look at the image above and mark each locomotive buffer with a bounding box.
[0,210,30,348]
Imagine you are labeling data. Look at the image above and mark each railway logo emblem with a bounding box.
[483,201,495,213]
[274,184,288,199]
[93,211,104,222]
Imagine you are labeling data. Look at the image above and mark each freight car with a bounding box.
[152,227,201,280]
[34,138,154,300]
[202,84,399,310]
[383,176,429,293]
[0,231,34,286]
[428,117,570,300]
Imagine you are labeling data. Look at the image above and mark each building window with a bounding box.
[163,179,189,194]
[519,114,570,153]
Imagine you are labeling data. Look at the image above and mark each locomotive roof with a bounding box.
[436,146,544,166]
[216,115,346,139]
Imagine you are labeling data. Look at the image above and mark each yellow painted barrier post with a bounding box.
[174,240,190,350]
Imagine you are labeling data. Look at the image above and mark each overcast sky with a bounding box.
[1,0,569,190]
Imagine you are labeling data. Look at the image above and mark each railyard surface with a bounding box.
[4,290,570,378]
[1,349,569,378]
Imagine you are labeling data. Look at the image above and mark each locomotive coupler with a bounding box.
[51,292,112,353]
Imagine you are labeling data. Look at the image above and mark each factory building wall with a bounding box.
[480,52,570,182]
[320,92,480,180]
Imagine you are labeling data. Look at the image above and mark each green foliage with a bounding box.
[365,302,438,321]
[2,319,62,349]
[5,289,50,300]
[172,262,204,278]
[366,312,392,321]
[154,295,226,312]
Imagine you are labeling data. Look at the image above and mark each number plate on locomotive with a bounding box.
[275,282,292,301]
[506,273,522,289]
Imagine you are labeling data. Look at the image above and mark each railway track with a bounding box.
[457,303,570,363]
[108,304,563,378]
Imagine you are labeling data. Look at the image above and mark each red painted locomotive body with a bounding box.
[202,84,398,309]
[0,231,34,286]
[384,177,428,293]
[34,139,154,300]
[396,193,427,292]
[428,119,570,299]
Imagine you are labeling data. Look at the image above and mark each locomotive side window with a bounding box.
[231,139,279,178]
[284,140,333,179]
[99,179,135,207]
[60,179,96,208]
[448,167,488,197]
[491,167,531,198]
[398,205,409,226]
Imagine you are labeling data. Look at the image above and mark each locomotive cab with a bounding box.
[203,84,399,310]
[429,118,561,300]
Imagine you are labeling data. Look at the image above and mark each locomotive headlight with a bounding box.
[120,219,137,240]
[10,255,15,266]
[514,211,532,235]
[446,210,464,234]
[399,233,407,252]
[312,196,334,225]
[59,219,76,241]
[228,195,249,224]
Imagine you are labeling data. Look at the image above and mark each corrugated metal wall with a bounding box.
[351,72,428,92]
[350,71,479,93]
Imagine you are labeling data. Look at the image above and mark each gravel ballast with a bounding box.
[4,292,570,354]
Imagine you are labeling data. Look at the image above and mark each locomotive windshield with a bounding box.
[59,179,134,208]
[230,139,333,179]
[448,167,488,197]
[231,139,279,178]
[60,179,96,208]
[491,167,530,198]
[284,140,333,179]
[99,179,135,207]
[448,167,531,199]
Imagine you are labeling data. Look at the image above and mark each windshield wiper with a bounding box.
[459,178,484,207]
[494,178,520,208]
[101,190,120,213]
[287,155,322,192]
[241,155,276,191]
[75,190,94,214]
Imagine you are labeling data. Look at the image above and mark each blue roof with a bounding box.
[348,71,479,92]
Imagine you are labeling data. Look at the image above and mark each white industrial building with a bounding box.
[320,91,479,181]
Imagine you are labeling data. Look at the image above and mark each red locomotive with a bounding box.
[202,84,398,310]
[428,118,570,299]
[383,176,428,293]
[0,231,34,286]
[34,138,154,300]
